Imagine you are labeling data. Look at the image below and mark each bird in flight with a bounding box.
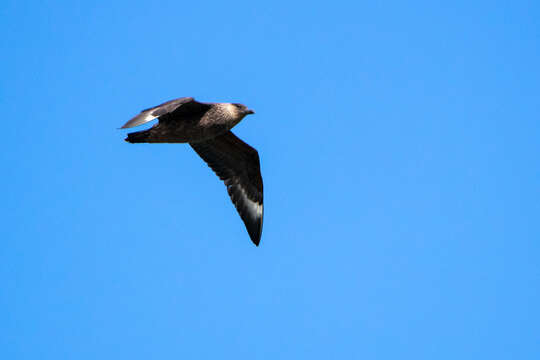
[121,97,264,246]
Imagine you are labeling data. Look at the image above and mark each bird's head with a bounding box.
[233,103,255,116]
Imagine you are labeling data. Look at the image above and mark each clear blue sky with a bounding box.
[2,1,539,358]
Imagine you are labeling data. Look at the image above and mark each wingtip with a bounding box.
[251,233,261,246]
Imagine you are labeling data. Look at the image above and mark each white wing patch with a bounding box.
[237,184,263,219]
[120,111,158,129]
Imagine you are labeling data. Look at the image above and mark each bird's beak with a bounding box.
[246,109,255,115]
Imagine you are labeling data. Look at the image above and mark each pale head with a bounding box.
[232,103,255,116]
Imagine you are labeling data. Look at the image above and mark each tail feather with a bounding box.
[125,130,149,143]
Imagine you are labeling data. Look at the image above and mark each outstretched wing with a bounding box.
[190,131,264,246]
[121,97,212,129]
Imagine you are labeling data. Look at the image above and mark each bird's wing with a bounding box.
[120,97,212,129]
[190,131,264,246]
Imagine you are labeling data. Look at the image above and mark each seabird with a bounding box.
[121,97,264,246]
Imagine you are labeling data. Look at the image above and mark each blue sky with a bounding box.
[1,0,539,358]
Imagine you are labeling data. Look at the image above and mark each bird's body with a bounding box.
[121,97,264,246]
[125,101,245,143]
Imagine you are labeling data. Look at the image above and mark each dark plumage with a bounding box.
[120,97,263,246]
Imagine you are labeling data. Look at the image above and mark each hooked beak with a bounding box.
[246,109,255,115]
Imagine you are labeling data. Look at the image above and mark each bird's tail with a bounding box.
[125,130,149,143]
